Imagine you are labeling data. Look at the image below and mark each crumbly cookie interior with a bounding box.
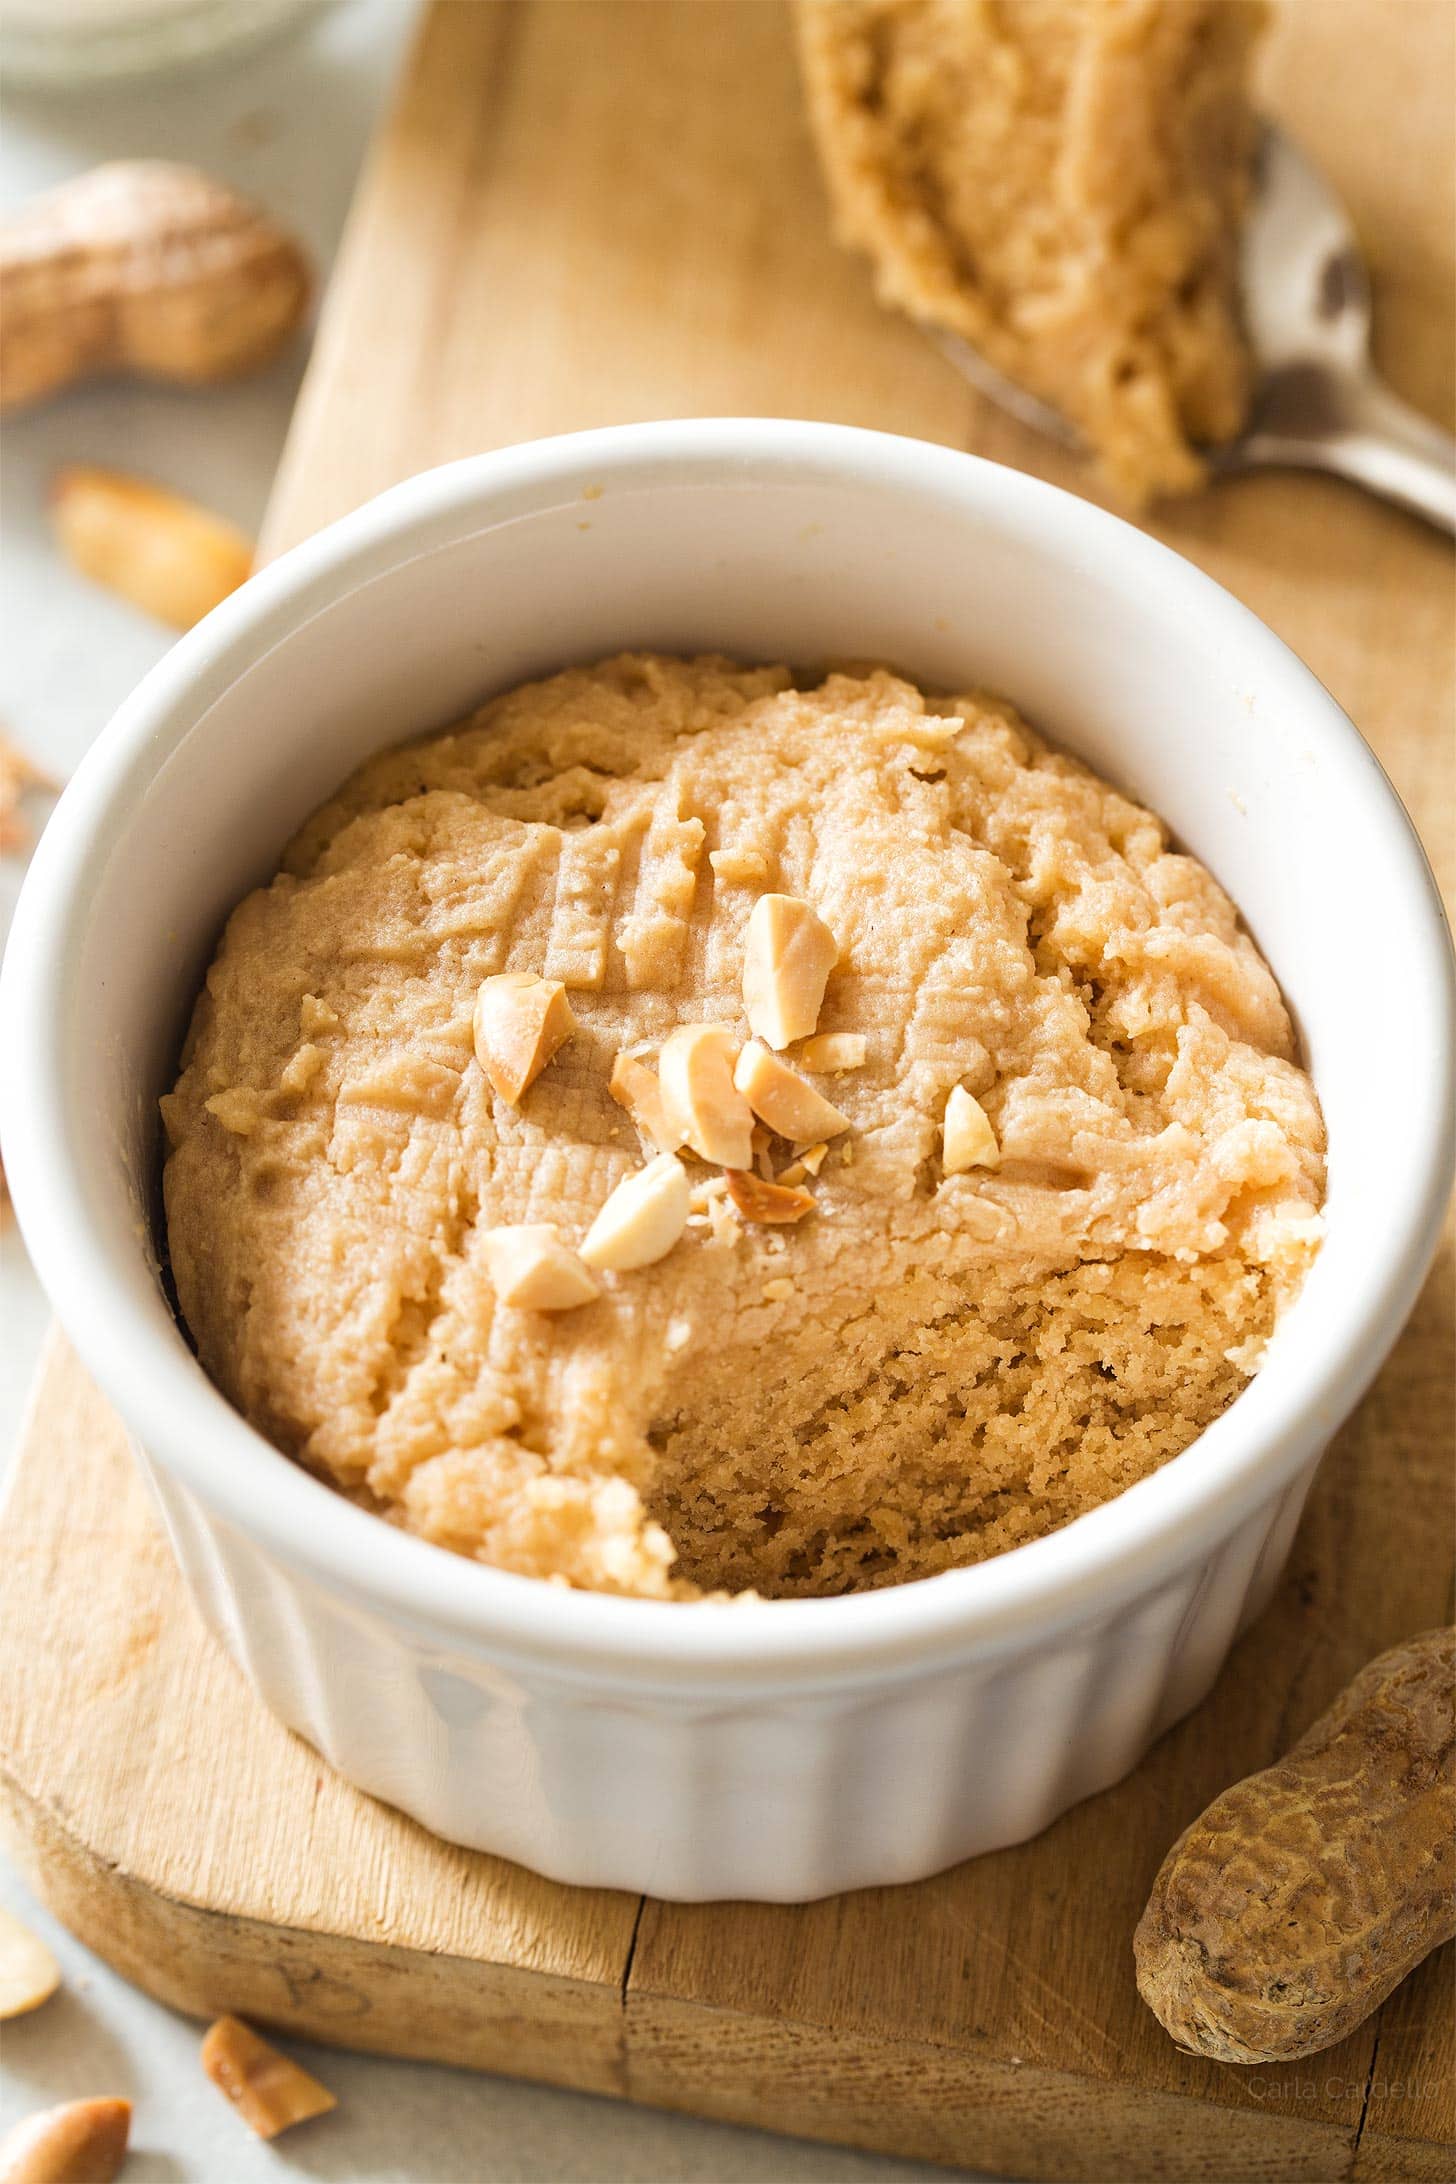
[162,654,1324,1599]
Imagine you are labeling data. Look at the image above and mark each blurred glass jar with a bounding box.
[1,0,335,87]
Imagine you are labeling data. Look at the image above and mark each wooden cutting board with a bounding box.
[2,6,1452,2179]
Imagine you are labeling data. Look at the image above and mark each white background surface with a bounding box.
[0,5,958,2179]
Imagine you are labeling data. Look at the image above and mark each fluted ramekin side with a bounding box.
[140,1448,1321,1901]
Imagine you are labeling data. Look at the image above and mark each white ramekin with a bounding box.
[3,422,1452,1901]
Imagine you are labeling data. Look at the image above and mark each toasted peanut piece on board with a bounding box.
[797,1032,866,1073]
[608,1051,681,1154]
[0,1908,60,2020]
[581,1154,691,1271]
[0,2098,131,2184]
[473,972,575,1104]
[1,160,310,413]
[725,1169,815,1225]
[481,1225,600,1312]
[742,894,838,1050]
[658,1023,754,1169]
[0,737,59,859]
[733,1040,851,1145]
[201,2016,335,2141]
[1134,1626,1456,2064]
[51,466,252,629]
[942,1085,1000,1173]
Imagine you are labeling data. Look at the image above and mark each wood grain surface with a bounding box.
[3,5,1452,2179]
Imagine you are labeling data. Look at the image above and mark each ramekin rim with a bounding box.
[3,418,1453,1684]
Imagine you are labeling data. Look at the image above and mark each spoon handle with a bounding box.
[1237,371,1456,535]
[1320,376,1456,535]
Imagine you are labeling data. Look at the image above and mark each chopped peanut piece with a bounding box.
[776,1161,807,1187]
[608,1051,680,1153]
[201,2016,336,2141]
[473,972,575,1104]
[0,736,59,858]
[581,1154,690,1271]
[799,1141,829,1176]
[708,845,768,884]
[942,1084,1000,1173]
[0,1908,61,2020]
[733,1041,851,1145]
[51,465,252,630]
[0,2098,131,2183]
[481,1225,600,1311]
[742,894,838,1049]
[725,1169,815,1224]
[705,1194,743,1248]
[658,1023,754,1168]
[798,1031,866,1074]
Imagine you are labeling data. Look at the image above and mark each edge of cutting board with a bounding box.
[4,4,1454,2178]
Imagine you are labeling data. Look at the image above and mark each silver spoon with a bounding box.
[937,125,1456,533]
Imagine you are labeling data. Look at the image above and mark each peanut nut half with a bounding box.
[733,1041,850,1145]
[481,1225,601,1311]
[581,1154,691,1271]
[942,1085,1000,1173]
[473,972,576,1105]
[724,1169,815,1224]
[201,2015,336,2140]
[741,894,838,1050]
[658,1023,754,1169]
[0,2098,131,2184]
[51,465,252,632]
[0,1908,60,2020]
